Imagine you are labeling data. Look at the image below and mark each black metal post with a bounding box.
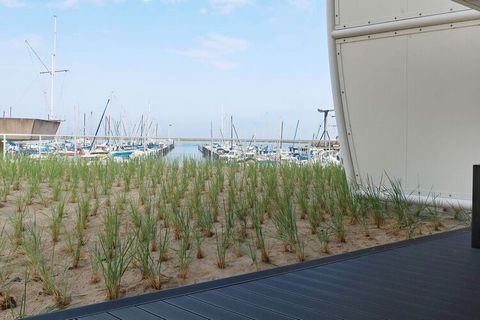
[472,165,480,248]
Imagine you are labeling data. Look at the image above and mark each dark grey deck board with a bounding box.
[27,228,480,320]
[303,266,473,307]
[237,280,368,320]
[138,301,207,320]
[108,307,165,320]
[359,245,479,271]
[279,270,471,320]
[237,280,346,319]
[389,248,480,270]
[260,276,388,320]
[322,257,480,293]
[165,296,251,320]
[218,285,338,320]
[77,314,119,320]
[347,256,480,292]
[190,290,296,320]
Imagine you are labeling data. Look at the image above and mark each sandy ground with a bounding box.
[0,180,469,319]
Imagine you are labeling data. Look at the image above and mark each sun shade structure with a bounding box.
[327,0,480,207]
[453,0,480,11]
[26,228,480,320]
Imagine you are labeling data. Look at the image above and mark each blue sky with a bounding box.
[0,0,335,139]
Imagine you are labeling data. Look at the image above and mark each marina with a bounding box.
[1,134,175,161]
[0,134,340,165]
[199,141,340,165]
[1,0,478,319]
[0,14,342,165]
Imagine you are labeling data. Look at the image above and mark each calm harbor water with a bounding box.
[165,141,205,160]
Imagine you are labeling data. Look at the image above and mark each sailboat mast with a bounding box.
[230,115,233,150]
[50,15,57,120]
[292,119,300,148]
[140,114,144,144]
[279,121,284,161]
[210,120,213,161]
[26,16,68,120]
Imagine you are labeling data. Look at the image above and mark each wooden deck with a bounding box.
[28,228,479,320]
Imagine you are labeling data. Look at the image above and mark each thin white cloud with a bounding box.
[158,0,184,4]
[0,0,27,8]
[172,33,251,70]
[288,0,314,11]
[0,34,44,50]
[209,0,252,14]
[46,0,125,9]
[6,0,182,8]
[47,0,78,9]
[90,0,126,5]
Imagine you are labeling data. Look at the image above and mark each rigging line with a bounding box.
[9,50,37,107]
[111,92,123,121]
[58,72,68,112]
[27,49,50,114]
[24,40,50,74]
[27,49,46,101]
[13,76,37,107]
[112,92,121,109]
[42,90,49,114]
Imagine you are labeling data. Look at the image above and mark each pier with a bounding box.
[197,140,340,165]
[199,144,219,159]
[157,140,175,156]
[1,133,175,160]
